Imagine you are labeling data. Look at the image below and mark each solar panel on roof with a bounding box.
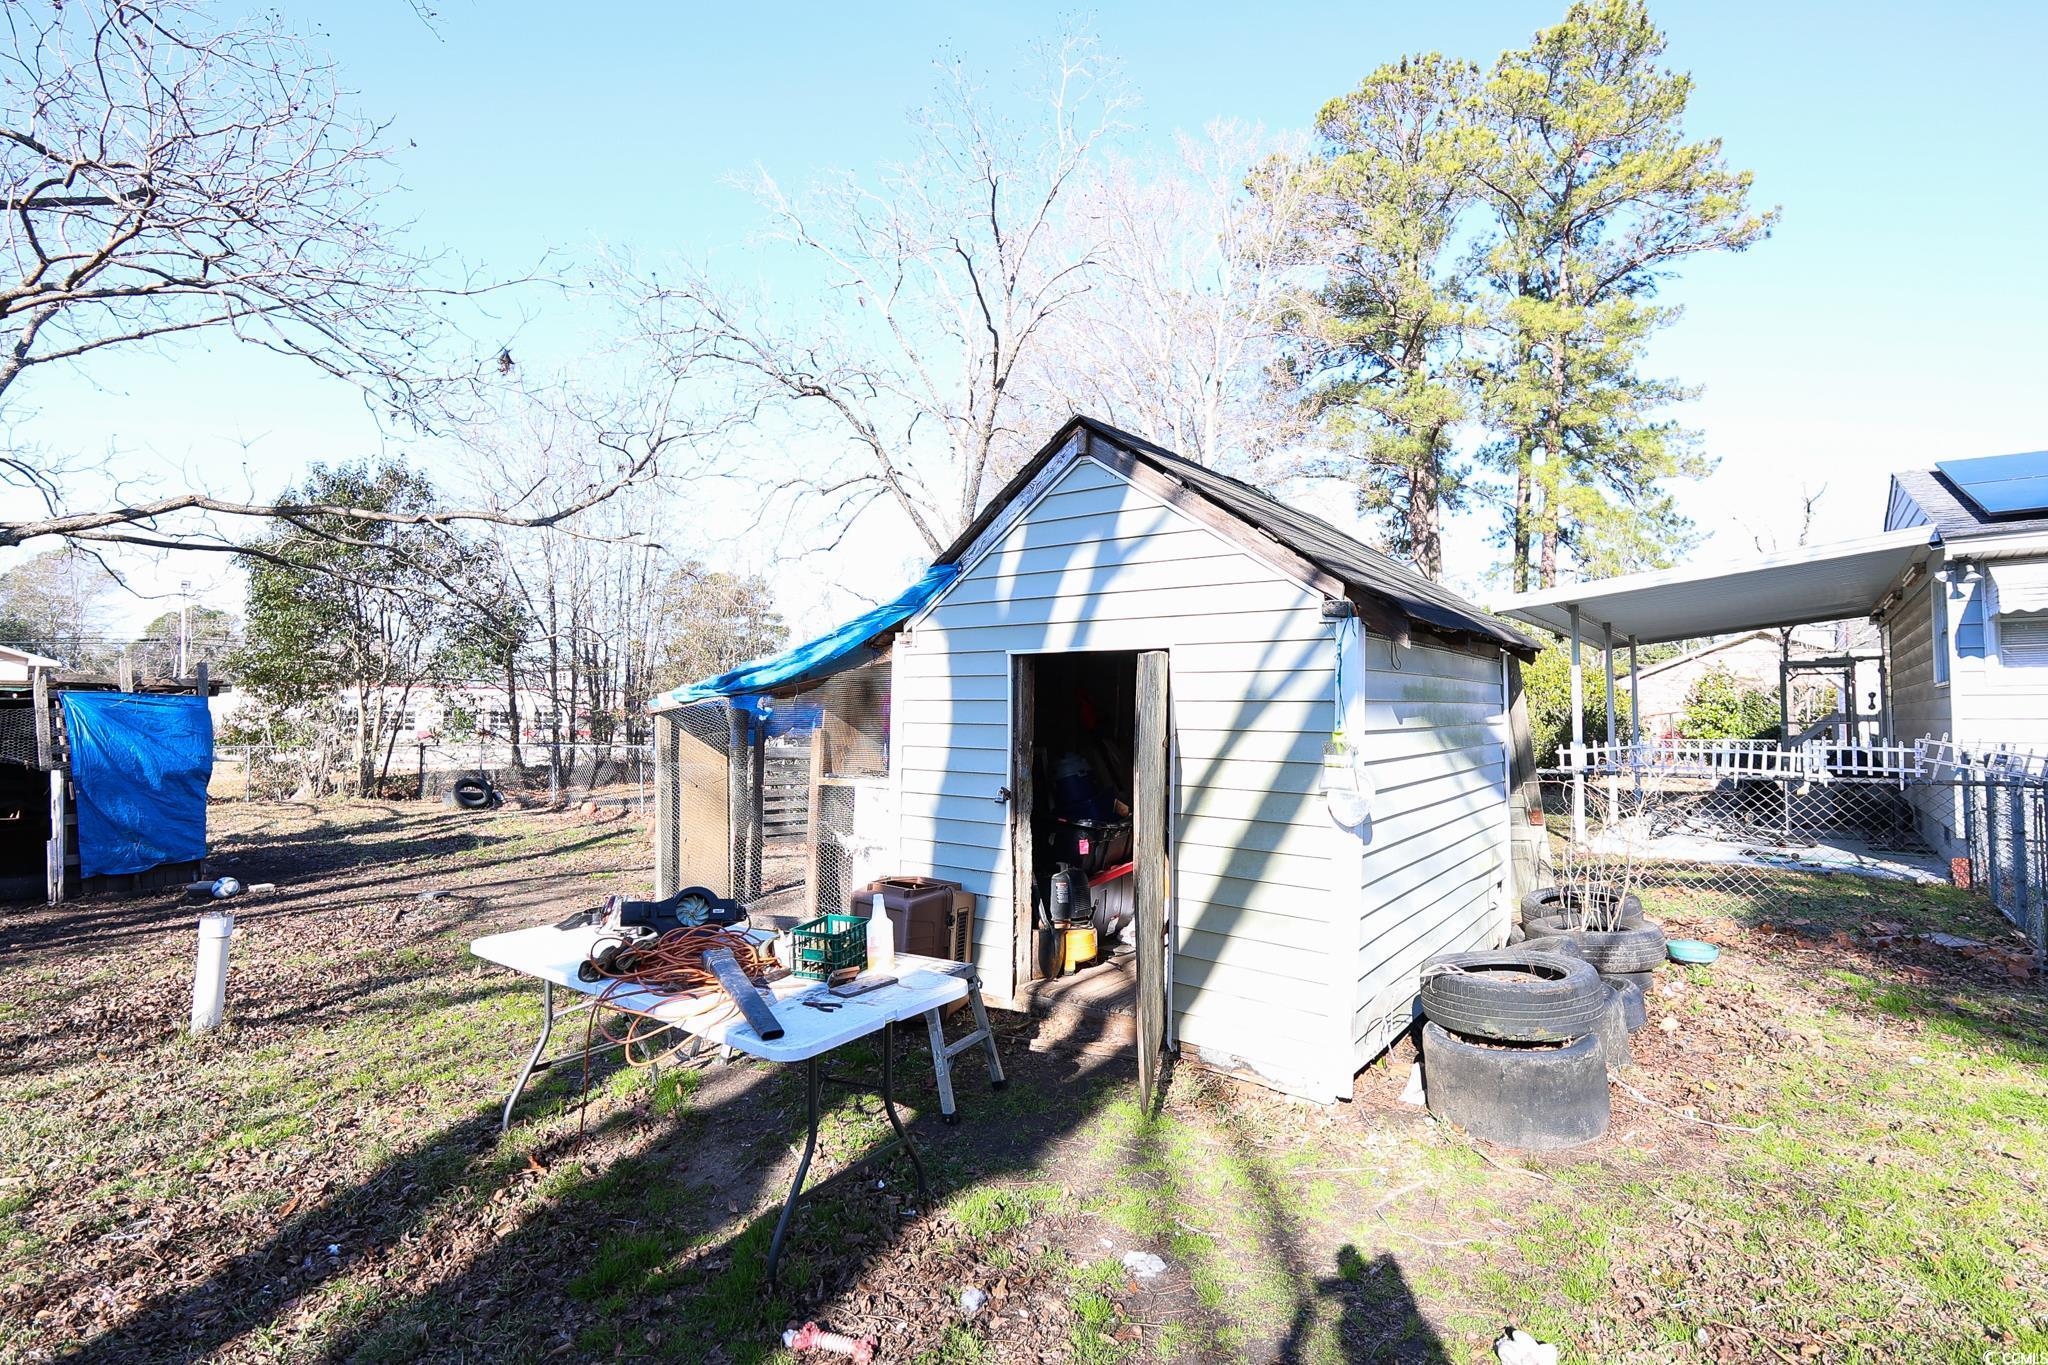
[1936,450,2048,518]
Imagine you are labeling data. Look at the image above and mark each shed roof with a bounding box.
[1889,464,2048,541]
[655,416,1536,710]
[940,416,1537,655]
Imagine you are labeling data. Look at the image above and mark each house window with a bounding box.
[1932,585,1951,685]
[2001,615,2048,667]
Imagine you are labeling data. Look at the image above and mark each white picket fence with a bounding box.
[1556,736,2002,785]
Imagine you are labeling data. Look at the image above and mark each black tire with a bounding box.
[1418,949,1609,1044]
[1519,886,1644,931]
[1595,983,1636,1067]
[1520,933,1585,960]
[1603,968,1655,999]
[1522,924,1667,975]
[1421,1023,1611,1150]
[1608,978,1647,1033]
[452,777,495,810]
[1522,910,1649,938]
[1505,923,1527,946]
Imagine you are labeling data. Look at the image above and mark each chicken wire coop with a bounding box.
[1540,738,2047,966]
[651,657,896,926]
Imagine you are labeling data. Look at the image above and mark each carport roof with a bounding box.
[1490,526,1938,646]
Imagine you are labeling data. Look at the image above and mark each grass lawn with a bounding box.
[0,800,2042,1362]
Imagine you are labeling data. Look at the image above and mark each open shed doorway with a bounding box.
[1012,650,1166,1066]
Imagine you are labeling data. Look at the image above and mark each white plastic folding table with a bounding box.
[469,922,1006,1285]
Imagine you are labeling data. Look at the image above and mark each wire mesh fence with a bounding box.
[1958,767,2048,961]
[653,659,892,928]
[1539,741,2045,968]
[209,741,655,809]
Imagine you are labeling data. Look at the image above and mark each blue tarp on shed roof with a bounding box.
[657,563,959,708]
[58,691,213,878]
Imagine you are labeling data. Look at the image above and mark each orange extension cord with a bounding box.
[573,925,777,1138]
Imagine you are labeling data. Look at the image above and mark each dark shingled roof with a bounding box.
[937,416,1537,655]
[1892,464,2048,542]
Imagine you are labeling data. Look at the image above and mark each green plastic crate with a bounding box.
[789,914,868,981]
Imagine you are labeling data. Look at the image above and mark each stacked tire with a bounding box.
[1417,949,1616,1150]
[1516,887,1668,1032]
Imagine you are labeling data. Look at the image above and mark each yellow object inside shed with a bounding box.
[1059,922,1097,974]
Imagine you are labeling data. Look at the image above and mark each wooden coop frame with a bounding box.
[7,655,218,905]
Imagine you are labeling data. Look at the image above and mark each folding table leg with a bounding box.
[501,980,555,1134]
[765,1057,821,1290]
[764,1028,933,1292]
[878,1023,930,1206]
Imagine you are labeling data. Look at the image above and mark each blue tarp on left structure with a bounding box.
[58,692,213,879]
[656,563,959,709]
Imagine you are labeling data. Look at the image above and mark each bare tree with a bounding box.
[622,38,1128,553]
[1036,122,1311,471]
[0,1,693,561]
[0,1,473,415]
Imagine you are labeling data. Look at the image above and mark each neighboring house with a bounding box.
[0,645,63,688]
[1623,624,1880,741]
[1495,449,2048,863]
[655,415,1539,1103]
[1883,463,2048,760]
[335,682,585,745]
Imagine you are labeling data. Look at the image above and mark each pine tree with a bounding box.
[1476,0,1776,589]
[1269,55,1488,580]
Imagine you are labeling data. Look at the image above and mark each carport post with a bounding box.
[1603,623,1619,826]
[1778,632,1793,839]
[1629,636,1642,797]
[1569,606,1586,843]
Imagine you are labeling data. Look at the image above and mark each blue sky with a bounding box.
[15,0,2048,634]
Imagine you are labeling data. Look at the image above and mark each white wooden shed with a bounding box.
[889,417,1538,1102]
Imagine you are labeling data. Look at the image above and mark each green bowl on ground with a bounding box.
[1667,938,1720,965]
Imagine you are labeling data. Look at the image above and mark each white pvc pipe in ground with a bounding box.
[191,911,234,1034]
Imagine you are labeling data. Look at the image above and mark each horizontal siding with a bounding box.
[924,577,1315,633]
[1352,890,1499,1065]
[1178,783,1328,831]
[1955,557,2048,750]
[939,549,1279,605]
[893,454,1343,1094]
[1885,478,1929,532]
[1350,640,1508,1058]
[1887,566,1958,856]
[906,610,1332,655]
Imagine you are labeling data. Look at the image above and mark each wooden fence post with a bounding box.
[32,667,51,769]
[46,769,66,905]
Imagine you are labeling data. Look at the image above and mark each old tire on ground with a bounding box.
[1519,886,1644,930]
[1608,977,1648,1032]
[452,777,496,810]
[1418,949,1609,1044]
[1421,1023,1611,1150]
[1505,922,1527,945]
[1521,924,1667,975]
[1604,968,1656,1000]
[1595,983,1636,1068]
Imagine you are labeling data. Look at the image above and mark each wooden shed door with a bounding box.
[1135,650,1170,1110]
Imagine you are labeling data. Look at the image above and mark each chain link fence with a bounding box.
[1958,767,2048,961]
[210,741,654,809]
[1538,740,2046,968]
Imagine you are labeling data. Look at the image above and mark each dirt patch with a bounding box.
[1,804,2043,1363]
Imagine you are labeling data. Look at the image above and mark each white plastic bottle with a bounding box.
[866,891,896,971]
